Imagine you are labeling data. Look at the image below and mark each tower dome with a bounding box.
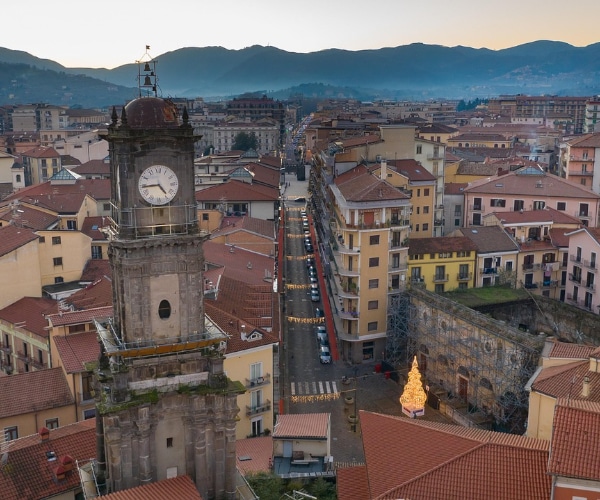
[123,97,180,129]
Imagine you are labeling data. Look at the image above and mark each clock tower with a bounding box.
[93,84,242,499]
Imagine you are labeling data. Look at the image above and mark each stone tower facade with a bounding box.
[93,96,243,499]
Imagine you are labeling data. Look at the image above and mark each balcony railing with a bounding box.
[568,170,593,176]
[480,267,498,275]
[584,283,596,292]
[245,373,271,389]
[339,309,359,320]
[569,273,582,284]
[470,204,485,211]
[432,274,449,283]
[570,254,582,263]
[574,211,591,218]
[584,259,598,270]
[246,400,271,416]
[457,272,472,281]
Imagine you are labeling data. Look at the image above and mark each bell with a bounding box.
[143,62,151,72]
[143,76,152,86]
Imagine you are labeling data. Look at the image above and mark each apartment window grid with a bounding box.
[45,418,59,430]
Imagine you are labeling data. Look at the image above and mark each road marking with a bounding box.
[290,381,342,396]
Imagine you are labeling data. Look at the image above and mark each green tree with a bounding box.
[232,131,258,151]
[307,477,337,499]
[246,471,284,500]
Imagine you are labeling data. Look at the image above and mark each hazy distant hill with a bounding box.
[0,41,599,108]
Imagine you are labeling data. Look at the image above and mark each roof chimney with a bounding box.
[59,455,74,472]
[582,376,591,398]
[380,159,387,180]
[39,427,50,442]
[241,324,247,341]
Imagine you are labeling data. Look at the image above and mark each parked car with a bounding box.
[305,244,314,254]
[316,330,329,346]
[311,290,320,302]
[319,345,332,364]
[306,257,315,268]
[308,276,318,285]
[314,325,327,335]
[315,307,324,318]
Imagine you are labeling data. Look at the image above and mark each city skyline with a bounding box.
[1,0,599,69]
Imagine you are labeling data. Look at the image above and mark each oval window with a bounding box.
[158,300,171,319]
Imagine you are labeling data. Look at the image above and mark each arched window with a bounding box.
[158,300,171,319]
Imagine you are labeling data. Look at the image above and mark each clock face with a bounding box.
[138,165,179,205]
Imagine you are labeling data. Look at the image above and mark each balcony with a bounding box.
[568,170,593,176]
[337,265,360,277]
[574,211,591,218]
[245,373,271,389]
[411,277,425,285]
[0,343,11,354]
[584,283,596,292]
[337,242,361,255]
[457,272,472,281]
[584,259,598,271]
[432,274,449,283]
[480,267,498,275]
[570,254,582,263]
[246,400,271,416]
[388,263,408,273]
[470,204,485,211]
[339,309,359,320]
[569,273,582,284]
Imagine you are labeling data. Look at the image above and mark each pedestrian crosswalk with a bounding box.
[290,380,339,396]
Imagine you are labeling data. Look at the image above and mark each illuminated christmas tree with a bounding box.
[400,356,427,418]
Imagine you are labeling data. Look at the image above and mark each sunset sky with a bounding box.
[3,0,599,69]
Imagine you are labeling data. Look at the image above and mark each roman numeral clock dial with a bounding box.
[138,165,179,205]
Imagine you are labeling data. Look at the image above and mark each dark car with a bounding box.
[319,346,332,364]
[316,329,329,346]
[315,307,324,318]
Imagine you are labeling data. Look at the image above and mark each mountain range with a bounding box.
[0,41,599,108]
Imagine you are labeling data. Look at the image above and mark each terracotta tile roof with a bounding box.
[464,169,600,199]
[65,276,113,310]
[5,178,111,208]
[101,475,202,499]
[0,203,59,230]
[354,411,549,500]
[273,413,330,439]
[450,132,510,142]
[548,227,572,248]
[0,419,97,500]
[548,401,600,481]
[530,360,600,402]
[244,162,280,189]
[408,236,478,256]
[336,465,369,500]
[548,341,598,359]
[0,367,74,418]
[386,159,436,182]
[204,302,278,355]
[47,305,113,328]
[80,258,112,283]
[381,443,550,500]
[257,155,282,168]
[80,216,111,241]
[236,436,273,475]
[458,226,519,253]
[203,241,275,286]
[0,224,39,257]
[490,207,582,226]
[53,331,101,373]
[213,216,275,240]
[0,296,58,338]
[22,146,60,158]
[195,179,279,202]
[567,132,600,148]
[334,166,410,203]
[71,159,110,175]
[444,182,469,195]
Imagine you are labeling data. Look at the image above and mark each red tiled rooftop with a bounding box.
[337,466,369,500]
[0,367,74,419]
[548,341,598,359]
[195,179,279,202]
[0,224,40,258]
[53,331,101,373]
[65,276,113,309]
[101,475,202,500]
[0,419,96,500]
[236,436,273,475]
[0,202,59,230]
[0,296,58,338]
[273,413,329,439]
[408,236,478,255]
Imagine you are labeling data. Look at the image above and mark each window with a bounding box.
[454,218,460,227]
[53,257,63,266]
[369,257,379,267]
[490,199,506,207]
[435,265,446,280]
[423,223,429,231]
[81,372,93,401]
[434,284,445,293]
[416,145,422,154]
[423,206,429,214]
[52,236,61,245]
[4,426,18,441]
[368,300,379,310]
[45,418,59,430]
[533,201,545,210]
[166,437,173,448]
[103,203,111,211]
[369,235,380,245]
[16,174,21,183]
[158,300,171,319]
[67,220,77,230]
[37,349,43,365]
[579,203,589,217]
[69,324,86,334]
[39,236,46,243]
[91,246,102,259]
[54,277,64,284]
[202,213,209,221]
[368,279,379,289]
[367,321,378,332]
[83,409,96,420]
[556,202,566,211]
[424,188,430,197]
